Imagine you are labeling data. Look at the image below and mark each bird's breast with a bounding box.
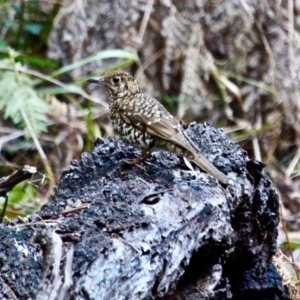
[110,108,154,149]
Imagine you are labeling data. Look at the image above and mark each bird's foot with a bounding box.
[121,151,153,171]
[122,159,146,172]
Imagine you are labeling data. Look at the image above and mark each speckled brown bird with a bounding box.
[88,70,227,184]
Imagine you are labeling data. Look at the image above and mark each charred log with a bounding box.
[0,123,288,299]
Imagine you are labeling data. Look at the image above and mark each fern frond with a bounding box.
[0,59,49,137]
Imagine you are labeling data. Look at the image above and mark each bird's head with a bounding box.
[88,70,140,99]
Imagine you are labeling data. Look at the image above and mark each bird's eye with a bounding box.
[113,76,120,83]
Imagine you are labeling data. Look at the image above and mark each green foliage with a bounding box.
[0,0,137,212]
[163,95,179,112]
[0,0,58,52]
[0,180,40,220]
[0,48,136,140]
[6,180,37,206]
[0,58,49,137]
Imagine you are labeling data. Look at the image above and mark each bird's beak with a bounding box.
[87,77,105,84]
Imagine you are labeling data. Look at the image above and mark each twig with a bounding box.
[288,0,294,74]
[0,165,36,197]
[137,0,154,44]
[279,204,300,281]
[62,203,90,215]
[135,48,164,79]
[0,130,24,150]
[252,136,262,162]
[286,148,300,178]
[0,194,9,223]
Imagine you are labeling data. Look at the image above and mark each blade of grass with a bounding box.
[51,49,136,78]
[230,116,281,142]
[36,85,86,96]
[77,57,136,85]
[220,69,279,95]
[0,64,108,107]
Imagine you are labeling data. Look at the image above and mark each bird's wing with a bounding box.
[117,94,191,149]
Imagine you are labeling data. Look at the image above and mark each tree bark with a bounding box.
[0,123,289,299]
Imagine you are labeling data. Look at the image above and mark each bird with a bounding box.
[88,70,227,184]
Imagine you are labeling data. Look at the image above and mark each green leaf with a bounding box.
[0,59,49,137]
[25,22,45,35]
[281,241,300,250]
[0,181,39,219]
[7,181,36,204]
[0,39,8,51]
[16,55,59,69]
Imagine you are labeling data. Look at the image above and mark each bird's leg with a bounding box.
[122,150,152,170]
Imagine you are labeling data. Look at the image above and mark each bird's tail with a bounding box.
[192,153,227,184]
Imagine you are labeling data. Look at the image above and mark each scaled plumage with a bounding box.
[88,70,227,184]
